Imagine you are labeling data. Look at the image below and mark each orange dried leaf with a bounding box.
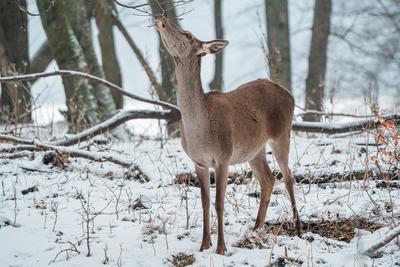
[383,119,396,131]
[370,156,379,163]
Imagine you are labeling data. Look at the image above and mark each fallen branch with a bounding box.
[54,109,174,146]
[0,134,134,168]
[292,114,399,134]
[360,224,400,257]
[36,141,133,168]
[0,70,180,121]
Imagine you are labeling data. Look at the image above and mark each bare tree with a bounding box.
[209,0,225,91]
[0,0,31,123]
[304,0,332,122]
[86,0,124,109]
[37,0,117,132]
[265,0,291,91]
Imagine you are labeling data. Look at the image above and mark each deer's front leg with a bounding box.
[195,165,211,251]
[215,163,229,255]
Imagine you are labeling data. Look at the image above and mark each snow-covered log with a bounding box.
[54,109,174,146]
[360,224,400,258]
[292,114,399,134]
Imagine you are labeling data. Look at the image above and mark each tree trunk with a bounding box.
[66,0,117,121]
[150,0,180,136]
[265,0,291,91]
[29,41,52,74]
[86,0,123,109]
[0,0,31,123]
[37,0,99,132]
[304,0,332,122]
[209,0,224,91]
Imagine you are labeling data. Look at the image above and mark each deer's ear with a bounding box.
[196,40,229,56]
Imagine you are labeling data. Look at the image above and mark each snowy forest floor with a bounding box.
[0,130,399,267]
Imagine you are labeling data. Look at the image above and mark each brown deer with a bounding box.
[154,16,301,255]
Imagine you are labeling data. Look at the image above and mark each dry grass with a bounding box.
[169,252,195,267]
[234,217,384,249]
[268,217,383,242]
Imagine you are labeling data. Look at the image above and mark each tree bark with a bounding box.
[0,0,31,123]
[86,0,124,109]
[37,0,100,132]
[66,0,117,121]
[29,41,52,74]
[265,0,291,91]
[150,0,180,136]
[209,0,224,91]
[304,0,332,122]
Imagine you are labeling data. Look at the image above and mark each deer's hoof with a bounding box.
[216,244,226,255]
[200,240,212,251]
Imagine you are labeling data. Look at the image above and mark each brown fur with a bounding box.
[154,16,301,255]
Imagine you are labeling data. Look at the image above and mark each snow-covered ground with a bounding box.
[1,132,399,266]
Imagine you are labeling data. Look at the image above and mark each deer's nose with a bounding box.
[154,16,166,29]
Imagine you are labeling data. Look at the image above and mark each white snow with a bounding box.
[1,132,399,266]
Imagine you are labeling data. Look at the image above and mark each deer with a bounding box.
[154,16,302,255]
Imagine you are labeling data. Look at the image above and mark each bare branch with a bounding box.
[54,109,175,146]
[0,70,180,118]
[106,6,167,100]
[14,0,56,17]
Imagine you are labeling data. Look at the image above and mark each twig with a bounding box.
[108,8,166,100]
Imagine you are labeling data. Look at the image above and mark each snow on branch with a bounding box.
[360,224,400,258]
[0,133,134,168]
[0,70,181,120]
[54,109,174,146]
[292,114,399,134]
[0,71,398,136]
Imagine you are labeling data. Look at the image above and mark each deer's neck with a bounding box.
[175,56,207,119]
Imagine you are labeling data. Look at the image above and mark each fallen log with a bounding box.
[360,224,400,258]
[292,114,399,134]
[53,109,174,146]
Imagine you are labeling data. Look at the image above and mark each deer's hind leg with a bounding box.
[249,148,275,230]
[270,134,302,236]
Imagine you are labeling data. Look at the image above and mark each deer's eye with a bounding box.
[184,32,192,40]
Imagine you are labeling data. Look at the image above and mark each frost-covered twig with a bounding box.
[360,224,400,257]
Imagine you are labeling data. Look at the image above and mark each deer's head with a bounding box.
[154,16,228,60]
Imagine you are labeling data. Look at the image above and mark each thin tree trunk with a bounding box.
[37,0,99,132]
[86,0,123,109]
[304,0,332,122]
[0,0,31,123]
[209,0,224,91]
[265,0,291,91]
[150,0,180,136]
